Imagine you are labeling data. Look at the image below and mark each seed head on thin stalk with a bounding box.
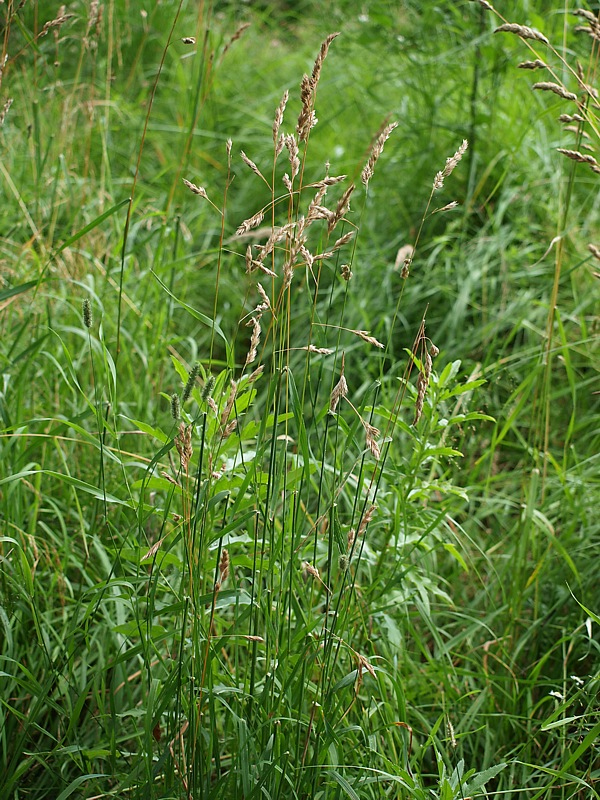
[82,298,93,328]
[273,89,288,144]
[433,139,468,191]
[175,422,193,472]
[182,362,200,404]
[215,548,230,592]
[494,23,549,45]
[361,120,398,186]
[330,353,348,413]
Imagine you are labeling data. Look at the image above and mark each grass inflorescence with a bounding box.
[0,2,598,799]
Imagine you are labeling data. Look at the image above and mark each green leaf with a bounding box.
[151,271,233,367]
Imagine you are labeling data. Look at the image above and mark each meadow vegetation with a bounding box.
[0,1,599,798]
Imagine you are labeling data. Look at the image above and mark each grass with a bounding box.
[1,1,599,798]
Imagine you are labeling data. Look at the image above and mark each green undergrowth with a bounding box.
[1,1,598,798]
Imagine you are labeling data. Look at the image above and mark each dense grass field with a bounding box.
[1,1,599,797]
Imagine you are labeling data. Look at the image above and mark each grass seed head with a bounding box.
[201,375,216,403]
[494,23,549,45]
[182,362,200,403]
[170,393,180,421]
[361,121,399,186]
[82,298,93,328]
[532,82,578,102]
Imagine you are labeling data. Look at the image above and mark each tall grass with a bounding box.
[1,2,598,799]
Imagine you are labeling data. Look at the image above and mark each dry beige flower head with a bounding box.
[494,23,549,44]
[175,422,193,472]
[434,139,468,191]
[244,316,261,368]
[361,121,399,186]
[518,59,547,70]
[330,354,348,412]
[588,243,600,261]
[273,89,289,143]
[237,210,265,236]
[302,345,334,354]
[341,264,353,281]
[532,82,578,102]
[215,548,230,591]
[557,148,600,173]
[361,419,381,459]
[285,134,300,180]
[351,329,384,348]
[182,178,208,199]
[240,150,266,182]
[357,504,377,538]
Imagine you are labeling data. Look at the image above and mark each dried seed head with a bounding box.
[182,178,208,199]
[82,298,93,328]
[175,422,193,472]
[357,504,377,538]
[351,329,384,349]
[338,553,350,571]
[297,73,316,142]
[219,548,230,583]
[518,59,547,69]
[557,148,600,172]
[330,355,348,412]
[170,393,181,421]
[273,90,289,145]
[244,316,261,368]
[328,184,355,233]
[302,345,334,354]
[347,527,356,552]
[220,380,238,426]
[236,209,265,236]
[285,134,300,180]
[433,201,460,214]
[240,150,265,181]
[247,364,265,383]
[181,36,196,44]
[222,419,237,439]
[182,362,201,404]
[494,23,549,45]
[435,139,469,191]
[401,257,412,279]
[0,97,13,127]
[361,121,399,186]
[430,343,440,357]
[361,419,381,459]
[341,264,353,281]
[588,243,600,261]
[310,32,340,89]
[532,82,578,102]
